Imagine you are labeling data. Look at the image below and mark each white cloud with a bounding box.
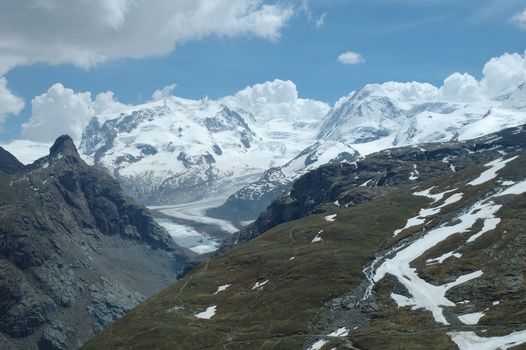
[338,51,365,65]
[0,77,24,126]
[316,13,327,28]
[223,79,330,122]
[510,8,526,29]
[437,51,526,102]
[152,84,177,101]
[21,84,129,142]
[439,72,481,102]
[480,51,526,97]
[0,0,294,75]
[0,0,294,131]
[93,91,129,116]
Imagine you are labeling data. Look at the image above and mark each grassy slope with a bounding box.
[83,186,429,350]
[83,152,526,350]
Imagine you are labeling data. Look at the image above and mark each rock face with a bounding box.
[81,124,526,350]
[0,136,194,349]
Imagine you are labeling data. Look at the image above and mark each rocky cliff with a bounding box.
[0,135,195,349]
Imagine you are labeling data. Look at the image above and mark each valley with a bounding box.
[83,128,526,349]
[2,3,526,350]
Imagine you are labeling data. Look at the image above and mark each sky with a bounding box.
[0,0,526,142]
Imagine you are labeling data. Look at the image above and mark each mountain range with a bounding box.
[82,124,526,350]
[1,77,526,349]
[3,79,526,234]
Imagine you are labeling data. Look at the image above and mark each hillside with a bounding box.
[83,126,526,349]
[0,136,195,349]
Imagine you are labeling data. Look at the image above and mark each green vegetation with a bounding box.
[84,152,526,350]
[83,187,429,350]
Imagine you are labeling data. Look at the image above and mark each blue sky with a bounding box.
[1,0,526,141]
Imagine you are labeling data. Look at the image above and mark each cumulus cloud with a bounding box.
[0,0,294,75]
[437,51,526,102]
[93,91,130,116]
[0,77,24,126]
[223,79,330,122]
[439,72,482,102]
[338,51,365,65]
[152,84,177,101]
[21,84,129,142]
[0,0,295,131]
[511,9,526,29]
[479,51,526,97]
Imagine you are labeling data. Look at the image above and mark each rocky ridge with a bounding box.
[0,136,195,349]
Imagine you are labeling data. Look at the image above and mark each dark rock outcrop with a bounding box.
[0,135,195,349]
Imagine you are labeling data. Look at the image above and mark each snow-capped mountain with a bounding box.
[79,82,330,206]
[218,81,526,222]
[318,81,526,155]
[209,141,358,222]
[77,79,526,228]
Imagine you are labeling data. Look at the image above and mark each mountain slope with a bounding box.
[318,82,526,152]
[229,125,526,248]
[79,92,326,206]
[206,81,526,224]
[0,136,195,350]
[82,128,526,349]
[208,141,358,223]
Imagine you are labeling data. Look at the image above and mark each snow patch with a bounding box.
[252,280,269,290]
[374,191,501,324]
[360,179,372,187]
[448,330,526,350]
[495,179,526,197]
[324,214,337,222]
[312,230,324,243]
[458,311,485,325]
[214,284,231,294]
[409,164,420,181]
[468,156,519,186]
[195,305,217,319]
[426,251,462,265]
[394,190,463,236]
[328,327,349,337]
[307,339,329,350]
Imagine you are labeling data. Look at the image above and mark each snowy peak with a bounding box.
[503,82,526,110]
[318,81,526,155]
[79,90,323,205]
[317,84,411,143]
